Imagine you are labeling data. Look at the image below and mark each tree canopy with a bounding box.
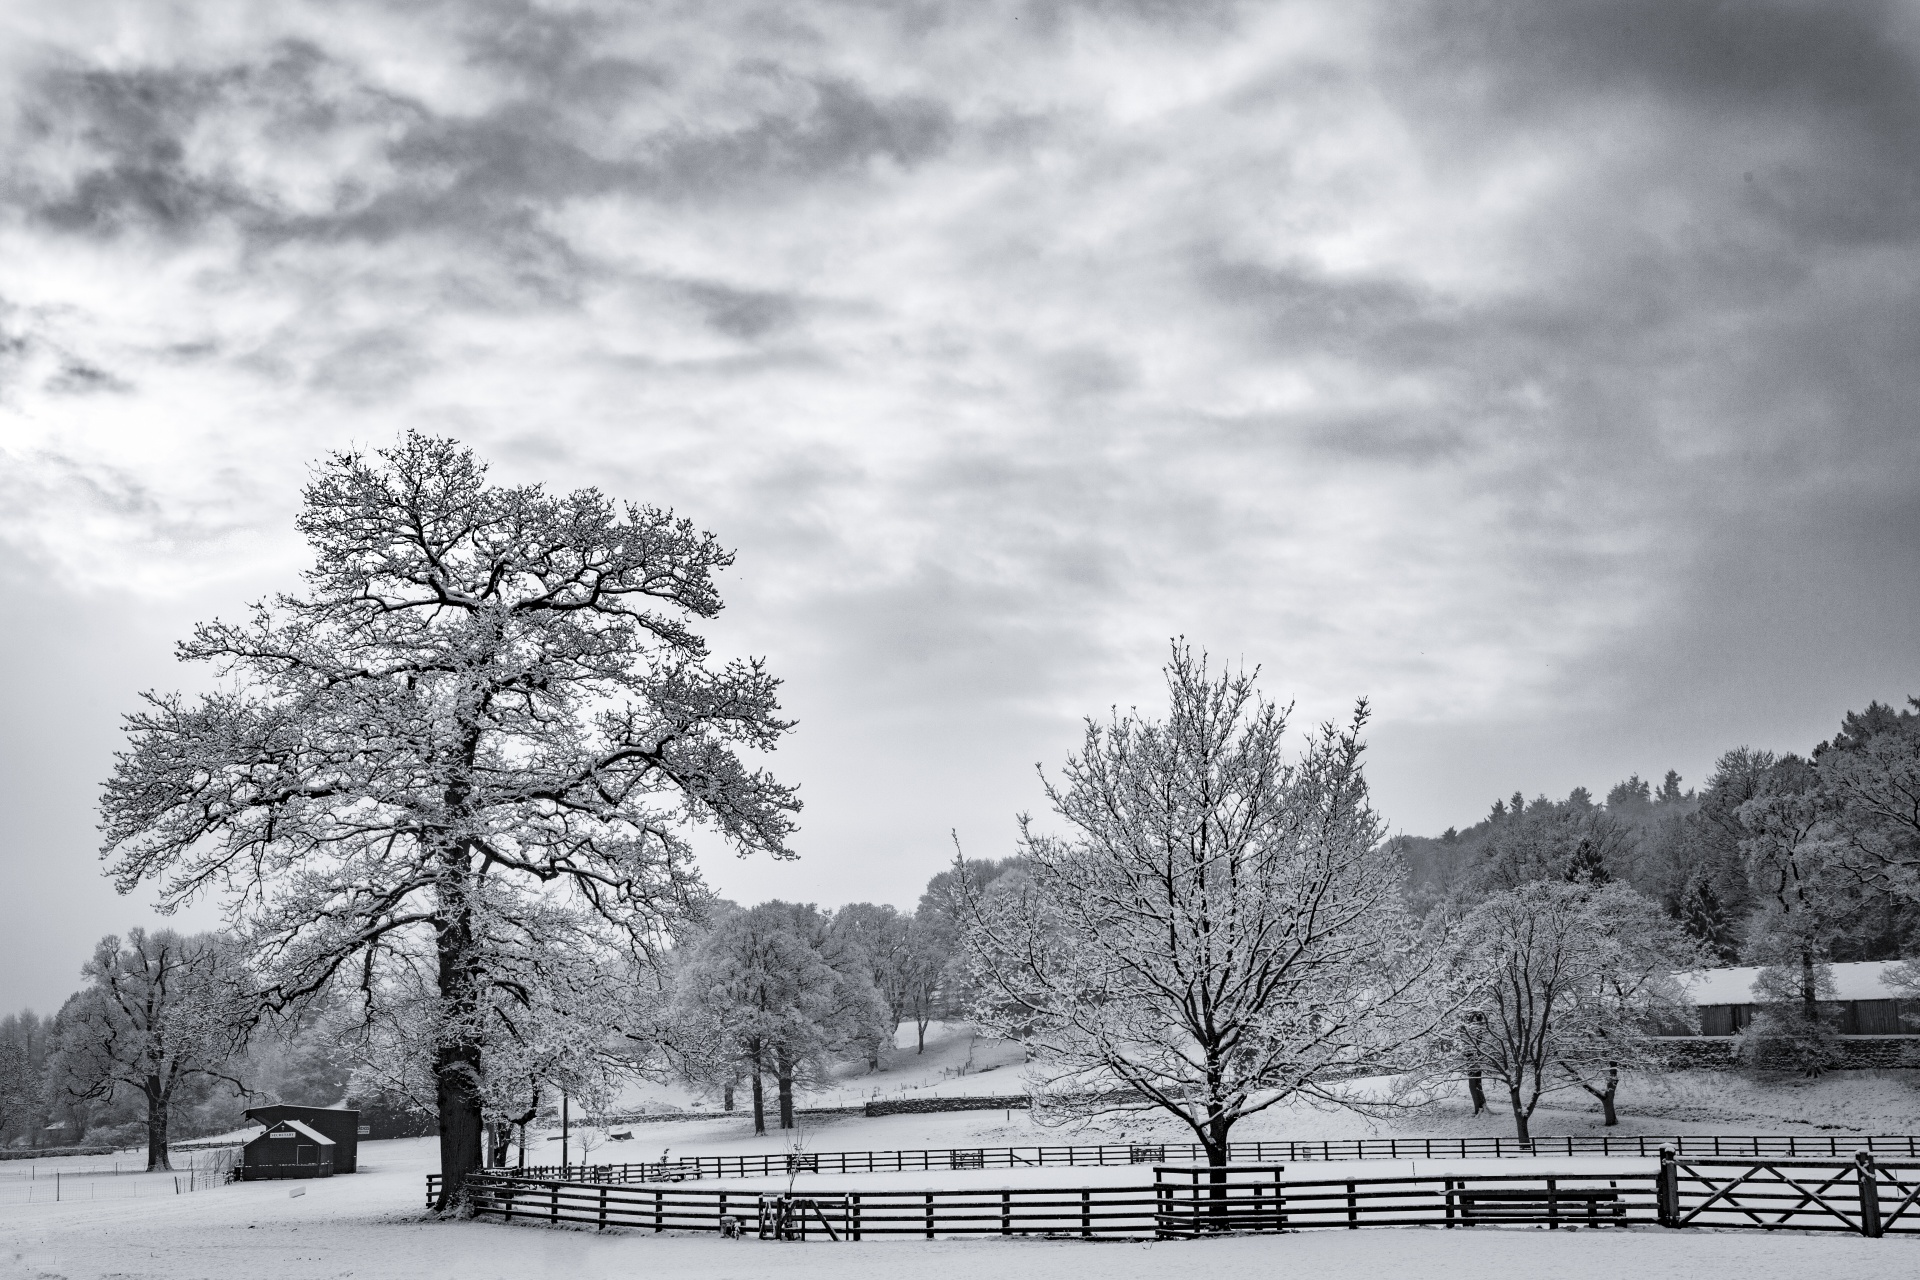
[100,433,799,1207]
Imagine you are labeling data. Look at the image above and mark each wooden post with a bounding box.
[1444,1178,1454,1228]
[1856,1152,1883,1239]
[851,1193,861,1241]
[1081,1188,1091,1238]
[598,1185,607,1230]
[655,1187,663,1232]
[1001,1190,1011,1235]
[1656,1146,1679,1228]
[925,1192,934,1239]
[1347,1180,1357,1229]
[1547,1178,1559,1230]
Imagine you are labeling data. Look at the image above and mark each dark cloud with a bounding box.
[18,65,254,236]
[1401,0,1920,247]
[45,361,132,395]
[684,280,804,340]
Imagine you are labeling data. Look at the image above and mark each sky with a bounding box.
[1,0,1917,1013]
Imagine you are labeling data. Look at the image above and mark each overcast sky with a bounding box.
[2,0,1917,1013]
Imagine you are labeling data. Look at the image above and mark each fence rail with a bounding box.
[429,1142,1920,1242]
[432,1165,1663,1238]
[497,1132,1920,1184]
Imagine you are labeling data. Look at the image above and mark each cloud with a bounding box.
[3,0,1919,1007]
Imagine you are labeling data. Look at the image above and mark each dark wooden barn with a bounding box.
[241,1118,336,1180]
[1678,961,1916,1038]
[244,1105,363,1173]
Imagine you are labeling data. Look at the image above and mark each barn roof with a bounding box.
[245,1105,356,1122]
[1677,960,1912,1005]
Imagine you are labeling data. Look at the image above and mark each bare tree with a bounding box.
[960,645,1439,1167]
[98,434,799,1209]
[49,930,250,1170]
[1442,880,1697,1141]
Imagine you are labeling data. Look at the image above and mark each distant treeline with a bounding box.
[1398,697,1920,964]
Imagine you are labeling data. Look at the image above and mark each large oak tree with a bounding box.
[100,434,798,1208]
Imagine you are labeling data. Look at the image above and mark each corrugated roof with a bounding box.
[1677,960,1911,1005]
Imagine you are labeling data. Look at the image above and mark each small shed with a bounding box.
[242,1119,336,1180]
[244,1105,363,1173]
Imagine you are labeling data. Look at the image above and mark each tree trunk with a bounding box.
[144,1076,171,1172]
[916,1016,929,1053]
[1508,1086,1532,1144]
[1598,1064,1618,1126]
[1799,947,1817,1020]
[751,1059,766,1135]
[723,1083,735,1113]
[1202,1109,1233,1232]
[486,1119,513,1168]
[432,873,486,1213]
[1467,1069,1486,1115]
[777,1051,795,1130]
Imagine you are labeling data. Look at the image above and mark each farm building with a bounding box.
[241,1119,335,1180]
[244,1105,363,1172]
[1676,960,1916,1036]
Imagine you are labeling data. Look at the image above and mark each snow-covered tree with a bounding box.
[98,434,799,1208]
[48,930,251,1170]
[667,902,886,1132]
[960,645,1439,1166]
[827,903,914,1068]
[1442,880,1698,1140]
[1817,698,1920,902]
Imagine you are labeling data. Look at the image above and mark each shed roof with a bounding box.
[271,1119,335,1146]
[1677,960,1911,1006]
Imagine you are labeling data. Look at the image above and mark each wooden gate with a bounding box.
[1659,1149,1920,1236]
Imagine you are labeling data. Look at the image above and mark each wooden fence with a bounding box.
[432,1147,1919,1240]
[1154,1164,1653,1235]
[433,1165,1657,1238]
[502,1132,1920,1184]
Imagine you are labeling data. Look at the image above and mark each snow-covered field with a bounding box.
[7,1026,1915,1278]
[1,1134,1907,1280]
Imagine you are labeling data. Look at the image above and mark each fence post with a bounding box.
[1656,1146,1679,1228]
[1001,1190,1011,1235]
[1856,1152,1883,1239]
[1082,1189,1091,1238]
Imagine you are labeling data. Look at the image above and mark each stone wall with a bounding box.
[864,1094,1030,1116]
[1655,1036,1920,1071]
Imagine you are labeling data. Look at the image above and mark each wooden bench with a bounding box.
[1458,1187,1623,1227]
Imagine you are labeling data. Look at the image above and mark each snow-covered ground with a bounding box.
[604,1021,1029,1116]
[7,1027,1915,1277]
[0,1134,1906,1280]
